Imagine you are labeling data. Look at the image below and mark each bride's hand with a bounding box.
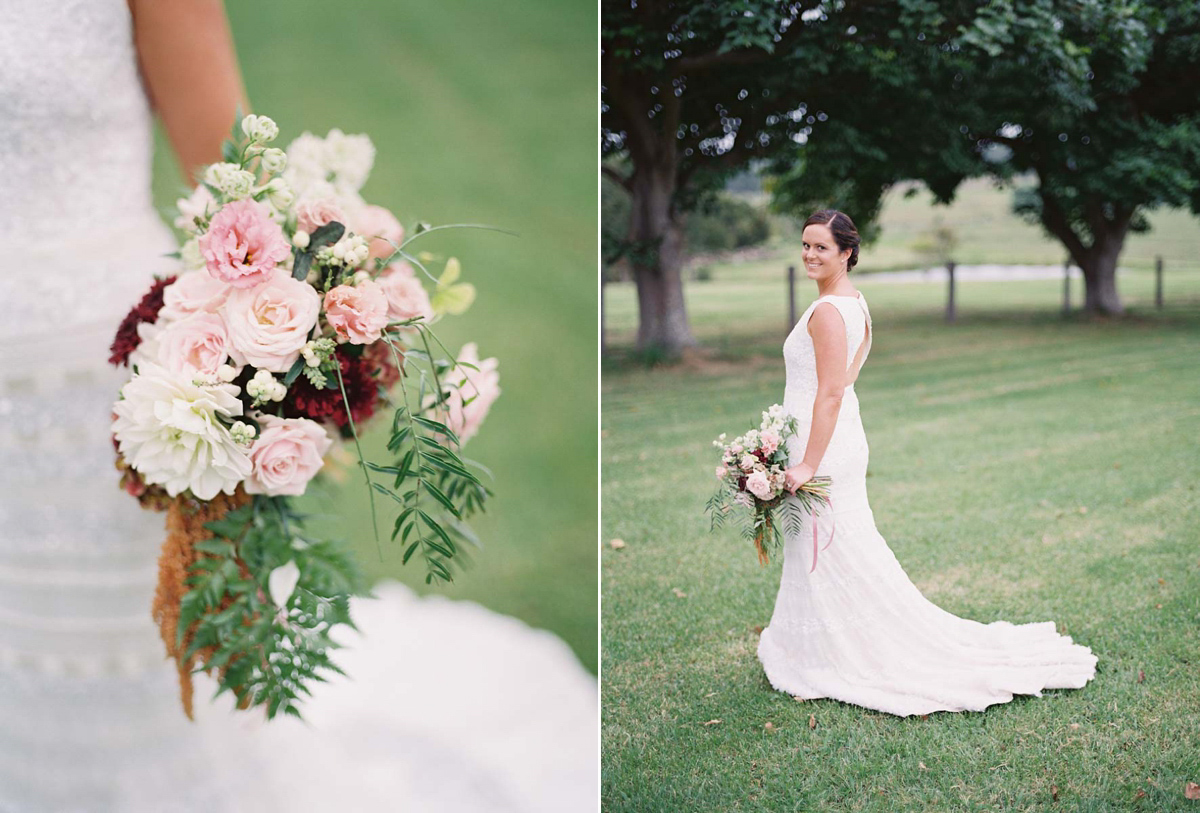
[784,463,816,494]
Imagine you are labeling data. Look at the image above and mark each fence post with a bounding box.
[1063,258,1071,316]
[788,265,797,329]
[1155,255,1163,310]
[945,260,956,323]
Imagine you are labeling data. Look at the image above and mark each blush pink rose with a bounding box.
[323,279,390,344]
[244,416,333,496]
[154,312,243,377]
[159,271,232,322]
[295,198,348,234]
[224,272,321,372]
[352,204,405,263]
[377,262,433,325]
[199,199,292,289]
[745,470,773,501]
[434,343,500,445]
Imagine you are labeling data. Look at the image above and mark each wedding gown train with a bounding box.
[757,293,1098,717]
[0,1,596,810]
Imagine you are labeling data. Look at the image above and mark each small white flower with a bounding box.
[179,238,205,271]
[293,230,311,249]
[216,364,241,383]
[242,114,280,144]
[229,420,257,445]
[204,162,256,200]
[268,560,301,608]
[260,147,287,174]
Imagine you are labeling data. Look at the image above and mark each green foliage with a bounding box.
[180,498,365,720]
[341,325,492,586]
[685,195,771,253]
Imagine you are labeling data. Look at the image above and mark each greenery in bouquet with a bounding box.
[108,114,502,720]
[705,405,831,565]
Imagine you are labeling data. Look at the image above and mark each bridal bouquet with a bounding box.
[109,114,501,720]
[705,405,831,566]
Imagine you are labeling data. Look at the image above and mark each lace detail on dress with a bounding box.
[759,292,1097,717]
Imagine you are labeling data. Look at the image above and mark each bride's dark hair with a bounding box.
[803,209,860,270]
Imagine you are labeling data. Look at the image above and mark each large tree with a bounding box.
[601,0,960,354]
[773,0,1200,314]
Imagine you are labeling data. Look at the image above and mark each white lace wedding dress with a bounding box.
[0,2,596,811]
[757,293,1098,716]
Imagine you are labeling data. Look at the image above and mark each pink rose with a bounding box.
[199,200,292,289]
[760,430,781,456]
[740,454,758,472]
[324,279,390,344]
[745,470,773,501]
[352,204,404,263]
[377,262,433,325]
[244,416,332,496]
[224,272,321,372]
[435,343,500,445]
[295,198,348,234]
[159,271,232,322]
[154,312,242,377]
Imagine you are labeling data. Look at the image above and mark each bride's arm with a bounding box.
[785,303,848,491]
[129,0,249,183]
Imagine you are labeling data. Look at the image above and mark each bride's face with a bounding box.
[802,224,851,282]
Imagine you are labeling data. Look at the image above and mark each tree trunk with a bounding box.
[1040,189,1130,316]
[628,162,695,355]
[1073,220,1128,316]
[1077,234,1124,315]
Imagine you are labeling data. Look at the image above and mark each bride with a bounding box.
[0,1,595,810]
[758,209,1097,716]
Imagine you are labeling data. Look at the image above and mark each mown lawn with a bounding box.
[150,0,598,671]
[602,278,1200,810]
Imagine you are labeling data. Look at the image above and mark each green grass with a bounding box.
[601,283,1200,809]
[150,0,597,671]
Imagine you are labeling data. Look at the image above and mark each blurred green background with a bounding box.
[151,0,597,672]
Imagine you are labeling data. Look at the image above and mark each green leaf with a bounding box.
[308,221,346,249]
[284,356,307,386]
[402,539,420,564]
[423,481,462,519]
[292,249,314,281]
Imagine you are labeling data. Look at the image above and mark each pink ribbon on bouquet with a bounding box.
[809,497,836,573]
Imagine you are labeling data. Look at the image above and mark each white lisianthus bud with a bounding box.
[217,364,240,383]
[242,114,280,144]
[260,148,287,174]
[265,177,294,210]
[293,230,311,249]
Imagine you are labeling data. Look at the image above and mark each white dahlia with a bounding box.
[112,362,252,499]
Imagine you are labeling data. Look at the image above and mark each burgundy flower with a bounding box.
[283,344,400,434]
[109,275,177,366]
